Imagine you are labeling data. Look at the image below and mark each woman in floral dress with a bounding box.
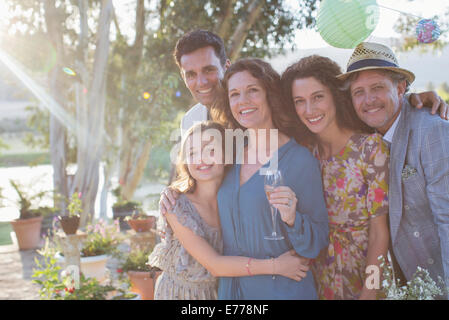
[280,55,390,299]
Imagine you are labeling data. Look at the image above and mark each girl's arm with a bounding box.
[359,214,390,300]
[165,211,308,281]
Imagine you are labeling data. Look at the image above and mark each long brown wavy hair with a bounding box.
[170,121,230,194]
[211,58,299,139]
[280,55,373,150]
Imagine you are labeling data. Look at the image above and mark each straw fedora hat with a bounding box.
[337,42,415,84]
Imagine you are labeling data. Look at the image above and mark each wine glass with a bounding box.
[264,170,284,240]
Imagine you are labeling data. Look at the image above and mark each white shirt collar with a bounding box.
[382,110,402,144]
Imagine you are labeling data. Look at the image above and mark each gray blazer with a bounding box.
[389,98,449,296]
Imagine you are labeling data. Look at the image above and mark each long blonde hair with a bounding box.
[170,121,229,194]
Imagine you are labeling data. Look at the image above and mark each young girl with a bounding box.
[281,55,390,300]
[148,121,307,300]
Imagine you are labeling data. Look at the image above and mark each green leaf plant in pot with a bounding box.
[77,219,123,281]
[115,247,162,300]
[112,185,142,231]
[58,193,81,236]
[1,180,49,250]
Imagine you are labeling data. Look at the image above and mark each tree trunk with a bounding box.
[116,0,150,201]
[44,0,69,213]
[72,0,113,227]
[228,0,264,61]
[121,139,152,201]
[99,162,112,219]
[215,0,237,40]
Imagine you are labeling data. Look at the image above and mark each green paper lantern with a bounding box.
[316,0,380,49]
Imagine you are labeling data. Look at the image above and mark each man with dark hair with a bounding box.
[173,30,230,137]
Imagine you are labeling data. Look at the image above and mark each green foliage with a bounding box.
[0,152,50,168]
[61,275,115,300]
[4,0,321,202]
[81,219,123,257]
[116,247,156,273]
[67,192,82,218]
[0,222,13,246]
[32,238,116,300]
[32,238,64,300]
[112,186,142,211]
[2,179,49,219]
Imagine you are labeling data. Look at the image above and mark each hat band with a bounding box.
[347,59,398,72]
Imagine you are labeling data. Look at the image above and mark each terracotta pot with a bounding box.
[127,270,160,300]
[127,216,156,233]
[10,216,43,250]
[59,216,80,235]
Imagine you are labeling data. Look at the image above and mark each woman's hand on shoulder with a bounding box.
[275,250,310,282]
[268,186,298,227]
[159,187,180,215]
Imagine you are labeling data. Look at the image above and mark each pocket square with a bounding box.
[402,165,417,180]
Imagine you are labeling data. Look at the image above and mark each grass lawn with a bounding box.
[0,152,50,167]
[0,222,13,245]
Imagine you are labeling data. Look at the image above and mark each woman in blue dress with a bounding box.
[212,58,329,299]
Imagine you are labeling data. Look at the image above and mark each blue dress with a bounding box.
[217,138,329,300]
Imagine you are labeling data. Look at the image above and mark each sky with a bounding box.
[293,0,449,49]
[0,0,447,49]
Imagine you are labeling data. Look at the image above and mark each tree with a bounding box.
[4,0,113,227]
[2,0,320,225]
[107,0,319,203]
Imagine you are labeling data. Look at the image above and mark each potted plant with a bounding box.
[112,185,141,231]
[125,211,157,233]
[79,219,123,281]
[2,180,48,250]
[58,193,81,235]
[33,239,118,300]
[55,219,123,281]
[116,247,162,300]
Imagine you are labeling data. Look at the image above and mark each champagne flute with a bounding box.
[264,170,284,240]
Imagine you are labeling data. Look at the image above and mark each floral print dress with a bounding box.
[311,133,389,300]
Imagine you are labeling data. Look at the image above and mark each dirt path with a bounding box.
[0,237,138,300]
[0,244,41,300]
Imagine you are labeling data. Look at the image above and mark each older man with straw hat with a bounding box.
[339,42,449,298]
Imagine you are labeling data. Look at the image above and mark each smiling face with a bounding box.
[292,77,339,135]
[185,134,225,183]
[349,70,406,134]
[180,46,229,107]
[227,70,274,130]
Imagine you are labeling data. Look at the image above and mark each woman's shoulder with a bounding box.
[280,138,320,176]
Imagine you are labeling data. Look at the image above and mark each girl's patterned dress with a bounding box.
[311,133,390,300]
